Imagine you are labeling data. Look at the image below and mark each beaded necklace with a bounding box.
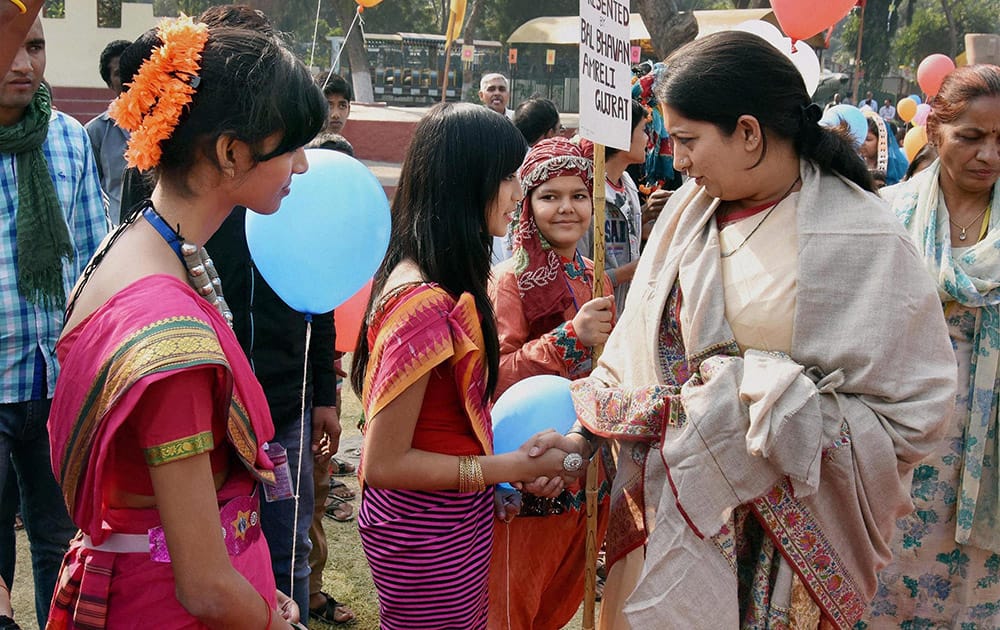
[64,201,234,328]
[142,205,234,326]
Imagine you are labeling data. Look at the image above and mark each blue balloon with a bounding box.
[246,149,390,315]
[819,104,868,149]
[909,94,922,105]
[492,375,577,455]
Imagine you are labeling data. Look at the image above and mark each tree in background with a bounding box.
[43,0,64,17]
[330,0,373,102]
[837,0,896,97]
[484,0,576,41]
[634,0,697,61]
[837,0,1000,95]
[459,0,484,101]
[87,0,999,104]
[354,0,439,35]
[635,0,775,62]
[892,0,1000,66]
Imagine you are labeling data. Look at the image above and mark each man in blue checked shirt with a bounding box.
[0,15,107,628]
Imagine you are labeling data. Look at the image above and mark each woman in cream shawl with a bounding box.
[864,64,1000,628]
[538,32,957,629]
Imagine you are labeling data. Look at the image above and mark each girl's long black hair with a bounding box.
[350,103,528,402]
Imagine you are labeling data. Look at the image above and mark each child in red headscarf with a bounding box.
[487,137,615,630]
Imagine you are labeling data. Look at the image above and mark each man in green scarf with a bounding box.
[0,14,107,629]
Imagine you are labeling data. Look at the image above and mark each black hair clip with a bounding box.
[800,102,822,125]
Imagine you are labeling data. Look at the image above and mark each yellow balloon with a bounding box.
[903,125,928,162]
[356,0,383,6]
[897,97,917,123]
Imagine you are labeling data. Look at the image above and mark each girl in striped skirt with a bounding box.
[349,102,575,629]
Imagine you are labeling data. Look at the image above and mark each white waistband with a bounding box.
[81,533,150,554]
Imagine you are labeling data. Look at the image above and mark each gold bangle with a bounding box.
[457,455,468,493]
[471,455,485,492]
[9,0,27,14]
[458,455,485,493]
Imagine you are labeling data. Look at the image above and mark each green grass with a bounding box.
[12,381,591,629]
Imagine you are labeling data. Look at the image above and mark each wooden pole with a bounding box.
[582,143,606,630]
[441,42,453,103]
[852,1,867,103]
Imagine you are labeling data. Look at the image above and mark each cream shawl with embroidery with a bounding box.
[578,159,957,628]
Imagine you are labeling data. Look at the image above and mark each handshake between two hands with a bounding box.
[494,429,591,523]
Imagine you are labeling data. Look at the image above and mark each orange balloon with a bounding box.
[770,0,856,40]
[356,0,383,7]
[917,54,956,97]
[897,97,917,123]
[335,280,372,353]
[903,125,928,162]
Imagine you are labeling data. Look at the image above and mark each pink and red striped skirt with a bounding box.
[360,486,494,629]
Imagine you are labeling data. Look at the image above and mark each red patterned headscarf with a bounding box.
[512,137,594,334]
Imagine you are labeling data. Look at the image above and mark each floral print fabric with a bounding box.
[885,166,1000,551]
[863,302,1000,627]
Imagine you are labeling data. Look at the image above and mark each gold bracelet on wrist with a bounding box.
[9,0,27,13]
[458,455,486,493]
[458,455,469,493]
[469,455,485,492]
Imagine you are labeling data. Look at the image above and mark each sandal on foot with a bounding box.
[309,592,356,625]
[331,457,356,477]
[324,499,354,522]
[329,479,356,501]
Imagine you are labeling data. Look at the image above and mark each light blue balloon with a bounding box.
[819,104,868,149]
[492,374,577,455]
[246,149,391,315]
[909,94,922,105]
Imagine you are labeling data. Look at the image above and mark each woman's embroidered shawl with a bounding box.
[573,160,957,628]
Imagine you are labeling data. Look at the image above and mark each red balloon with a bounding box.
[917,54,956,97]
[335,280,372,353]
[770,0,856,41]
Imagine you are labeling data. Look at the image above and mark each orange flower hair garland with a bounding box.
[109,15,209,171]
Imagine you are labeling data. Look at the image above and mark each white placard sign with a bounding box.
[579,0,632,150]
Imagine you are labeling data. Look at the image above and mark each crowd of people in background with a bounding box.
[0,2,999,629]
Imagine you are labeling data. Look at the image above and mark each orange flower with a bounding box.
[109,14,209,171]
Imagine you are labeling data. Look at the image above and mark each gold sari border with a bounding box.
[145,430,214,466]
[61,316,229,512]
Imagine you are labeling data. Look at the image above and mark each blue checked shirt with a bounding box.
[1,110,109,403]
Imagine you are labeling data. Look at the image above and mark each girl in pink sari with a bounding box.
[46,16,326,629]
